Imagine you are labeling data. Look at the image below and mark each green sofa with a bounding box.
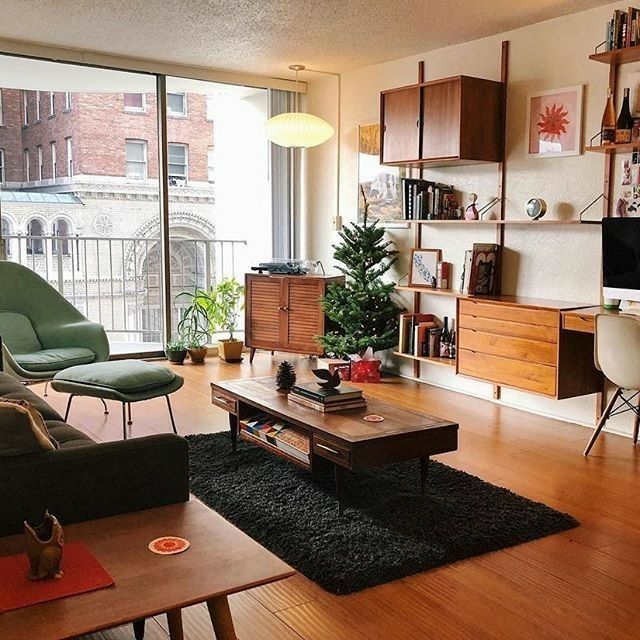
[0,261,109,380]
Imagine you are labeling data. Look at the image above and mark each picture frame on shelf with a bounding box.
[358,123,408,227]
[409,249,441,287]
[526,85,583,158]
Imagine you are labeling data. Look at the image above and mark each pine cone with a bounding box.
[276,361,297,390]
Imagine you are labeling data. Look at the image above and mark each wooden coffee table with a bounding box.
[211,376,459,514]
[0,500,294,640]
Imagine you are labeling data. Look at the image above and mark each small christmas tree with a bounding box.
[319,188,403,358]
[276,360,297,390]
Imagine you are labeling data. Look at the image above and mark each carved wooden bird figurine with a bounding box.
[24,511,64,580]
[312,368,342,389]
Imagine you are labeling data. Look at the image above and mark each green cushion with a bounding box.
[53,360,176,394]
[0,312,42,354]
[14,348,96,373]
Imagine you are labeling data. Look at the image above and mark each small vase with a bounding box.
[24,511,64,581]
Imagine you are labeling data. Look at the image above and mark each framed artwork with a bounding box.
[358,123,406,224]
[409,249,441,287]
[526,85,583,158]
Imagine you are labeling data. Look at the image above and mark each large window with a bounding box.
[23,149,30,181]
[22,91,28,125]
[124,93,145,111]
[64,92,71,110]
[66,138,73,177]
[167,92,186,116]
[0,149,5,183]
[35,90,41,120]
[52,217,71,256]
[37,145,43,180]
[49,91,55,116]
[1,217,11,255]
[0,89,3,126]
[26,218,44,255]
[126,139,147,179]
[168,143,187,183]
[50,141,57,179]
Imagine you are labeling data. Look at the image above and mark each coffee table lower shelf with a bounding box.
[239,428,311,470]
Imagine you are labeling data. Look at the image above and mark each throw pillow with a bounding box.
[0,399,58,456]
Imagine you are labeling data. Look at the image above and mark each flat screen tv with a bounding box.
[603,217,640,302]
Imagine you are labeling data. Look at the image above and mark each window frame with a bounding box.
[52,217,72,256]
[0,148,5,183]
[167,92,187,117]
[0,89,3,126]
[49,91,55,116]
[26,218,45,255]
[66,137,73,178]
[123,93,146,112]
[50,141,57,180]
[22,91,28,125]
[35,90,41,121]
[125,138,148,180]
[37,145,43,180]
[64,92,71,111]
[24,148,30,181]
[168,142,188,183]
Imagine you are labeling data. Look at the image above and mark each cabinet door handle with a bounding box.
[416,119,420,128]
[316,442,340,455]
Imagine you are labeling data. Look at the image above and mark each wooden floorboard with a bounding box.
[35,352,639,639]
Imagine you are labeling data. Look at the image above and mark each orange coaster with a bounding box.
[148,537,190,555]
[363,414,384,422]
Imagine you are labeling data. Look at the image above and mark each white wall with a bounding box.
[304,1,637,436]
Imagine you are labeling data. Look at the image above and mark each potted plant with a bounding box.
[175,291,210,364]
[165,338,187,365]
[200,278,245,362]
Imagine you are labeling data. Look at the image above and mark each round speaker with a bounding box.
[525,198,547,220]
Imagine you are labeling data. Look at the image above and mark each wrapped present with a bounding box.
[317,358,351,376]
[349,347,381,383]
[334,363,351,381]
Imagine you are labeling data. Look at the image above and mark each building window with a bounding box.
[64,92,71,110]
[50,141,57,180]
[206,95,215,122]
[66,138,73,177]
[49,91,55,116]
[167,93,186,116]
[35,90,41,120]
[22,91,28,125]
[37,146,43,180]
[52,218,71,256]
[24,149,30,182]
[207,147,215,182]
[125,139,147,179]
[1,217,11,256]
[124,93,145,112]
[26,218,44,255]
[0,89,3,126]
[168,143,188,183]
[0,149,5,184]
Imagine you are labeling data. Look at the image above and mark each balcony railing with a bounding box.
[3,234,247,351]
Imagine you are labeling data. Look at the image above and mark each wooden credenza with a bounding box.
[456,297,602,399]
[245,273,344,363]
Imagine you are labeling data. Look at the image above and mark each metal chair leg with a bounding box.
[43,381,49,397]
[122,403,128,440]
[584,387,622,456]
[634,397,640,446]
[166,395,178,434]
[64,395,74,421]
[99,398,109,415]
[127,402,133,426]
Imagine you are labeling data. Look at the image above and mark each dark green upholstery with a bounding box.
[0,261,109,379]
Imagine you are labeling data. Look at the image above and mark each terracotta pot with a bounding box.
[218,339,244,363]
[188,347,208,364]
[165,349,187,364]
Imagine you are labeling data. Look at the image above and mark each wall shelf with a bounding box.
[402,219,600,225]
[393,351,455,367]
[589,45,640,65]
[586,142,640,154]
[396,285,464,298]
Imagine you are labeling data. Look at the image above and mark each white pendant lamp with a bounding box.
[265,65,335,148]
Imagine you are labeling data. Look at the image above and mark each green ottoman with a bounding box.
[51,360,183,439]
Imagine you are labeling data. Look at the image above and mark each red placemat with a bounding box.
[0,541,114,613]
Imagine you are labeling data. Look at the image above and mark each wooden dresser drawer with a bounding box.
[458,328,557,366]
[562,312,595,333]
[313,436,351,467]
[210,386,238,414]
[458,349,556,396]
[458,313,557,343]
[459,300,558,328]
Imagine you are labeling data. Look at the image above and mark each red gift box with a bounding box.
[334,363,351,381]
[350,359,381,383]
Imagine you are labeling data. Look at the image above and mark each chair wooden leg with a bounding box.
[206,595,237,640]
[249,348,256,363]
[584,388,622,456]
[634,397,640,446]
[64,395,74,421]
[127,402,133,426]
[122,403,128,440]
[132,618,145,640]
[166,395,178,434]
[166,609,184,640]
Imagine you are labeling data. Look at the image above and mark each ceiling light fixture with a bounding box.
[265,64,335,148]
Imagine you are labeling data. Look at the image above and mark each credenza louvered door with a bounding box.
[283,277,325,355]
[245,275,283,351]
[245,274,345,361]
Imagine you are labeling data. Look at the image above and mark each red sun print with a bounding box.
[537,103,570,142]
[148,536,190,555]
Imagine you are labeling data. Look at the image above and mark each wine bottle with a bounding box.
[439,316,450,358]
[616,87,633,144]
[601,87,616,145]
[449,319,456,360]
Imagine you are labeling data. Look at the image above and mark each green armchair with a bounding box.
[0,261,109,380]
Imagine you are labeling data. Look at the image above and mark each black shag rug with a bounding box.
[187,432,578,595]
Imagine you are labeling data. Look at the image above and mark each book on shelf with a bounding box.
[468,243,501,296]
[401,178,457,220]
[290,382,363,403]
[413,321,438,357]
[605,7,640,51]
[242,414,310,463]
[288,393,367,413]
[460,250,473,294]
[399,313,434,354]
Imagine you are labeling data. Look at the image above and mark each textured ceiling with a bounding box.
[0,0,612,77]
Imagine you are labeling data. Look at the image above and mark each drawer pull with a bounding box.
[212,395,232,405]
[316,443,340,456]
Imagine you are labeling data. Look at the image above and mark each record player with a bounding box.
[250,259,322,275]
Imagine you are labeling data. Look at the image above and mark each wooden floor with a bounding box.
[36,354,640,639]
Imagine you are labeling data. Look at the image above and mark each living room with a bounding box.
[1,1,639,639]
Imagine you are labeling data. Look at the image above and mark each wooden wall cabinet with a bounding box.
[455,298,601,400]
[380,75,504,167]
[245,274,344,362]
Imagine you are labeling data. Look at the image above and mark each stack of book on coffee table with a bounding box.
[288,382,366,413]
